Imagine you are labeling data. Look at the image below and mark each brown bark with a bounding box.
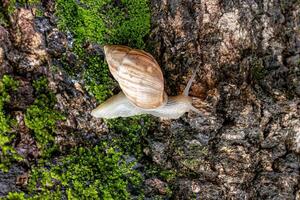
[146,0,300,199]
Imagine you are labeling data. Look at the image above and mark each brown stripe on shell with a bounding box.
[104,45,130,77]
[104,45,165,109]
[119,58,163,89]
[118,73,163,92]
[121,85,164,108]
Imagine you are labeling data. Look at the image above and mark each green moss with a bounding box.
[34,8,44,18]
[55,0,150,102]
[4,191,62,200]
[159,170,177,182]
[147,166,178,183]
[106,115,154,158]
[55,0,108,46]
[24,77,65,157]
[25,144,142,199]
[0,75,22,172]
[4,192,26,200]
[55,0,150,48]
[83,55,116,102]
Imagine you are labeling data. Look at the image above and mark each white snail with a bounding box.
[91,45,200,119]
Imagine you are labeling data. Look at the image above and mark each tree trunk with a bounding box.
[0,0,299,199]
[146,0,300,199]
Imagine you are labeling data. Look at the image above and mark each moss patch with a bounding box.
[106,115,154,159]
[0,75,66,172]
[55,0,150,102]
[24,77,65,157]
[83,55,116,102]
[0,75,22,172]
[55,0,150,48]
[8,144,142,199]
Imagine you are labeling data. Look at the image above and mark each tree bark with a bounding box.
[146,0,300,199]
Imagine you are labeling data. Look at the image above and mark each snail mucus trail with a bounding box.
[91,45,201,119]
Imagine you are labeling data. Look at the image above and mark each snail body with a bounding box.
[91,92,144,118]
[91,92,195,119]
[91,45,200,119]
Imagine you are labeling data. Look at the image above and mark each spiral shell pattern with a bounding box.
[104,45,167,109]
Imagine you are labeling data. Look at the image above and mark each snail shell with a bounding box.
[104,45,167,109]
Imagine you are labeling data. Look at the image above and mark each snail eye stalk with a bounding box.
[183,63,200,96]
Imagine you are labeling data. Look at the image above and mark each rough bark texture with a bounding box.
[0,0,299,199]
[146,0,300,199]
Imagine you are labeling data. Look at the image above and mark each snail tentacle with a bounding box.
[183,63,200,96]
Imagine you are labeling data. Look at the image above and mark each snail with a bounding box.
[91,45,200,119]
